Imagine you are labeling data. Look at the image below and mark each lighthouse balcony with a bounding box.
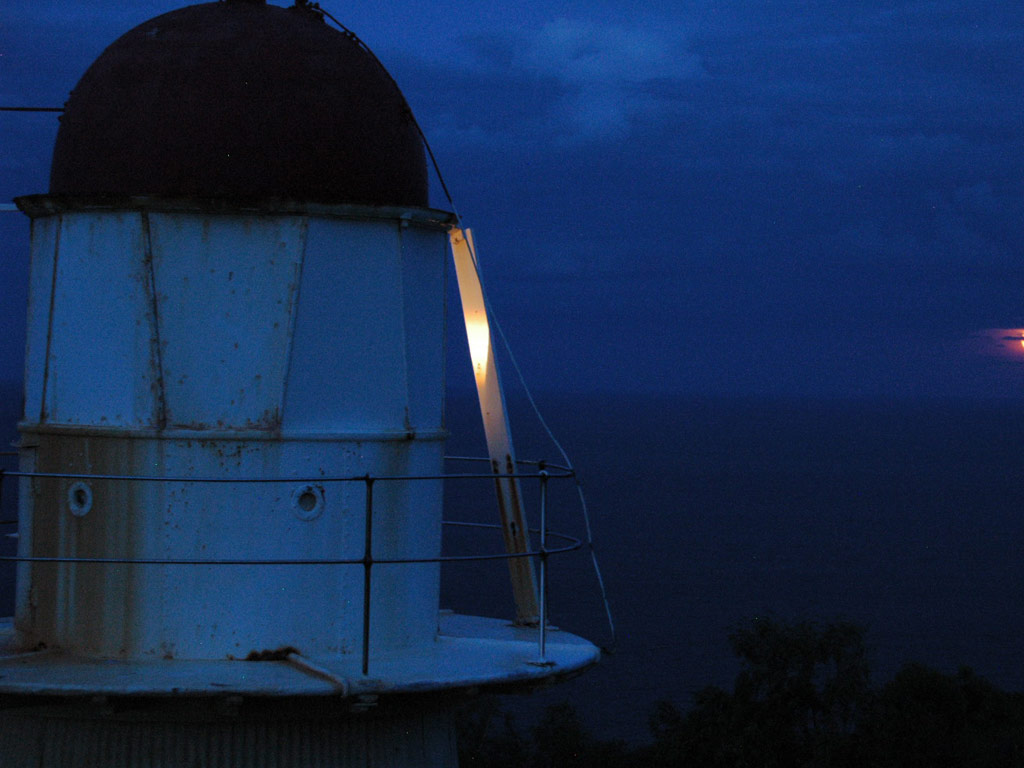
[0,454,600,700]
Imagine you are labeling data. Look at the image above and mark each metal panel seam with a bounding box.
[17,425,449,441]
[38,215,61,423]
[396,221,413,433]
[142,210,168,429]
[16,196,458,228]
[277,216,309,431]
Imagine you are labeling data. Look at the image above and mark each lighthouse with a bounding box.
[0,2,600,765]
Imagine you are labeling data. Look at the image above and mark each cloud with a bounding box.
[519,18,703,140]
[524,18,681,83]
[401,17,704,146]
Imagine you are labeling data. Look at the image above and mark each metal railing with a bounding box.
[0,453,579,672]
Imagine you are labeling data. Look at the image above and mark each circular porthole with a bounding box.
[67,481,93,517]
[291,485,325,521]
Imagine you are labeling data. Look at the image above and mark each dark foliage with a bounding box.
[456,617,1024,767]
[455,696,528,768]
[456,698,631,768]
[858,664,1024,767]
[645,616,870,768]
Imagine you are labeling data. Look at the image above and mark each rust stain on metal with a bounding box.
[24,432,142,656]
[246,405,281,431]
[244,646,300,661]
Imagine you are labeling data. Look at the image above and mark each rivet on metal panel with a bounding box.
[290,484,324,521]
[67,481,93,517]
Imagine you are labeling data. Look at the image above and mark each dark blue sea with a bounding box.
[443,391,1024,742]
[3,384,1024,743]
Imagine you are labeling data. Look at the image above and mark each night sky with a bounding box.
[2,0,1023,399]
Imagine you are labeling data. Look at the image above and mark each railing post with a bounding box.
[538,465,549,661]
[361,475,375,676]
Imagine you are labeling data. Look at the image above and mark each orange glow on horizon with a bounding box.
[975,328,1024,359]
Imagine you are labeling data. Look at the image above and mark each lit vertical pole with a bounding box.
[449,228,539,625]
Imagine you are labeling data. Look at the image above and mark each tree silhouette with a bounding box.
[859,664,1024,767]
[456,617,1024,767]
[647,616,869,767]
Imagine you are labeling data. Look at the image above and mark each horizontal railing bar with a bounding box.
[0,556,369,565]
[0,533,581,566]
[3,468,574,483]
[444,455,573,472]
[443,524,579,546]
[0,453,574,474]
[443,519,573,540]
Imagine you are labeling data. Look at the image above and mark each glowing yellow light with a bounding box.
[467,315,491,377]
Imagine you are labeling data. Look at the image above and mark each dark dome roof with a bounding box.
[50,1,427,206]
